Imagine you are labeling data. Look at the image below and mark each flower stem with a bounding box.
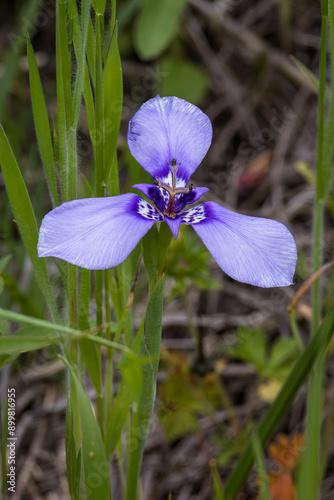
[126,224,172,500]
[297,2,329,497]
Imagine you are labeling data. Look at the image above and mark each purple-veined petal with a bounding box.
[164,216,182,240]
[181,202,297,288]
[38,194,162,270]
[132,183,166,212]
[127,95,213,183]
[174,186,209,214]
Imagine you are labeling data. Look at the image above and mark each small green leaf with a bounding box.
[135,0,188,60]
[92,0,106,15]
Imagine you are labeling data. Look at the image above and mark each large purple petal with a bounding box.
[181,202,297,288]
[127,96,213,183]
[38,194,162,270]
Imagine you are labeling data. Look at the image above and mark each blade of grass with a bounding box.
[0,126,56,318]
[103,23,122,192]
[252,432,270,500]
[210,459,224,500]
[60,355,111,500]
[26,32,59,206]
[297,0,333,497]
[56,0,72,201]
[223,307,334,499]
[71,0,91,129]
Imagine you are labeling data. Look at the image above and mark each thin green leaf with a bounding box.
[210,459,224,500]
[86,17,96,86]
[252,432,270,500]
[70,0,91,128]
[60,355,111,500]
[0,126,56,317]
[56,0,72,201]
[105,380,132,456]
[27,32,59,206]
[103,23,122,192]
[65,396,81,500]
[0,326,62,354]
[223,308,334,498]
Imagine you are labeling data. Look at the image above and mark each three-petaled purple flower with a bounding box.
[38,96,297,288]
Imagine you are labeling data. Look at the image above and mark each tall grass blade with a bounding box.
[223,307,334,498]
[103,24,122,193]
[0,127,56,317]
[61,355,111,500]
[27,33,59,207]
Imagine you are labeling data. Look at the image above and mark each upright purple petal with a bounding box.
[38,194,162,270]
[181,202,297,288]
[174,186,209,213]
[127,96,212,183]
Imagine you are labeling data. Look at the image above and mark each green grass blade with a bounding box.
[65,396,79,500]
[56,0,72,201]
[223,308,334,499]
[105,379,132,456]
[0,326,62,353]
[0,126,56,317]
[86,17,97,86]
[210,460,224,500]
[297,3,330,499]
[252,432,270,500]
[103,23,123,192]
[94,14,104,197]
[70,0,92,129]
[26,33,59,207]
[60,355,111,500]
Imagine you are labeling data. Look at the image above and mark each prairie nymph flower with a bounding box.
[38,95,297,287]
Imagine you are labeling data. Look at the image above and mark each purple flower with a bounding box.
[38,96,297,287]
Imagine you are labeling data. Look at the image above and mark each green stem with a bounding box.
[95,269,104,434]
[104,269,113,427]
[126,224,172,500]
[297,3,329,498]
[95,14,104,197]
